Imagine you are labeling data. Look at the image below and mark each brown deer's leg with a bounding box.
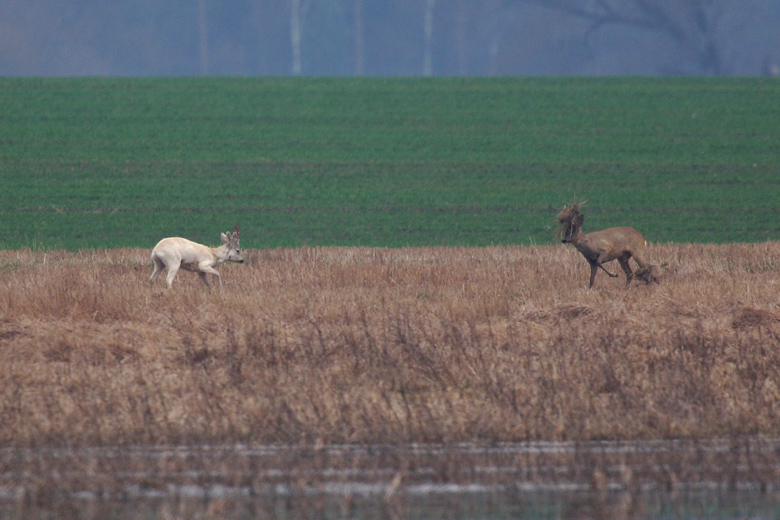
[632,252,659,284]
[631,251,648,270]
[631,250,656,284]
[597,263,619,277]
[594,252,618,278]
[618,255,634,284]
[588,261,599,288]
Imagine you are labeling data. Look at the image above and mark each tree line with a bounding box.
[1,0,778,76]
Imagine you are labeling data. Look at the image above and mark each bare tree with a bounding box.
[454,0,467,75]
[508,0,727,74]
[197,0,209,74]
[423,0,436,76]
[290,0,313,75]
[354,0,365,74]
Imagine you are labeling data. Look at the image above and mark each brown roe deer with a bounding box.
[558,203,658,288]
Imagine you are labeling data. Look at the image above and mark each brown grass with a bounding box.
[1,242,780,446]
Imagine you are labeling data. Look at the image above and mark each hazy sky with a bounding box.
[1,1,778,76]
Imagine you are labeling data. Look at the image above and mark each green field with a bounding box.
[1,77,778,249]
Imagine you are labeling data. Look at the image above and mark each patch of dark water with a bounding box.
[2,490,778,520]
[2,439,780,519]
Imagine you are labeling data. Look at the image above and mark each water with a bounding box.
[2,439,779,519]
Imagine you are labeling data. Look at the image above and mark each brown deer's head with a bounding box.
[557,202,585,244]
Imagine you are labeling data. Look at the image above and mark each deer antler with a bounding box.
[233,223,240,239]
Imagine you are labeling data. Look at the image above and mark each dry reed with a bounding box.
[1,242,780,447]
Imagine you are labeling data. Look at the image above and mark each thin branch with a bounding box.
[507,0,726,74]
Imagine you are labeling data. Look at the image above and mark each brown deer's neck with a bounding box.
[568,228,599,259]
[567,225,585,246]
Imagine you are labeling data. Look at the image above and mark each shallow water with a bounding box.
[2,439,780,519]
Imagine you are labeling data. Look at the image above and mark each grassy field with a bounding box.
[2,242,780,516]
[1,77,779,249]
[2,78,780,516]
[2,242,780,446]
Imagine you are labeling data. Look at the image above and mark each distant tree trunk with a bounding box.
[197,0,209,74]
[423,0,436,76]
[354,0,365,75]
[488,37,499,76]
[455,0,467,75]
[291,0,303,75]
[764,56,780,77]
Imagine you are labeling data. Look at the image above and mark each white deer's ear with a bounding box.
[221,232,229,244]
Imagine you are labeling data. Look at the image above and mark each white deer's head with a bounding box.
[220,224,244,264]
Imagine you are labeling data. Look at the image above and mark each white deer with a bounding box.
[150,225,244,289]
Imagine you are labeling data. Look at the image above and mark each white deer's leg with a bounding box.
[150,256,165,285]
[197,271,212,289]
[165,263,180,289]
[199,265,222,287]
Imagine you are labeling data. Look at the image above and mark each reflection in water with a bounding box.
[2,439,780,519]
[3,490,778,520]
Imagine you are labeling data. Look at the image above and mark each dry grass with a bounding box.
[556,200,585,235]
[1,242,780,447]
